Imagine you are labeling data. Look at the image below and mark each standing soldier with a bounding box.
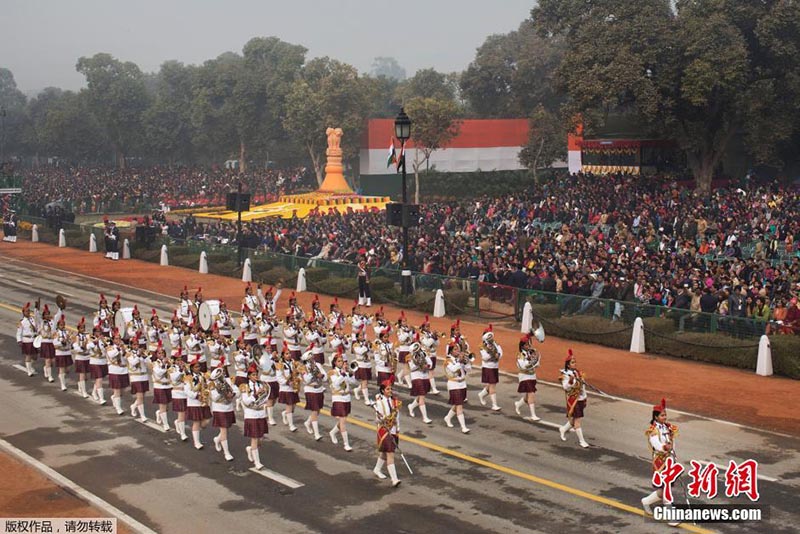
[328,349,359,451]
[373,379,401,487]
[558,350,590,448]
[241,364,268,470]
[444,342,472,434]
[71,318,92,398]
[642,399,680,527]
[513,334,541,421]
[357,259,372,307]
[477,325,503,411]
[106,220,120,261]
[16,302,38,377]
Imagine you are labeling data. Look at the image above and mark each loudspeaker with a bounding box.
[226,192,251,212]
[386,203,403,226]
[402,204,421,227]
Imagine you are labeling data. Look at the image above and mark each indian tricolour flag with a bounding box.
[386,139,397,169]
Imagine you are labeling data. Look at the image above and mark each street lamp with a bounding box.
[394,107,412,295]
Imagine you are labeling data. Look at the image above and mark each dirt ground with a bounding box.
[2,240,799,436]
[0,452,132,533]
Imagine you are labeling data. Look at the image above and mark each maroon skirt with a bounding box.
[39,344,55,359]
[153,388,172,404]
[108,373,130,390]
[196,362,208,373]
[571,399,587,419]
[517,379,537,393]
[355,367,372,381]
[244,417,268,438]
[266,381,279,400]
[411,378,431,397]
[290,349,302,361]
[378,431,397,453]
[481,367,499,384]
[172,398,187,412]
[90,364,109,379]
[20,342,37,357]
[54,354,73,368]
[234,376,248,386]
[74,360,91,374]
[397,350,409,364]
[312,353,324,365]
[130,381,149,394]
[212,410,236,428]
[186,405,212,421]
[304,392,324,411]
[376,371,392,386]
[279,391,300,405]
[330,401,351,417]
[448,388,467,406]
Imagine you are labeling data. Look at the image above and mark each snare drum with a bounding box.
[199,300,221,331]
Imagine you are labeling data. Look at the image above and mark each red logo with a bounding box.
[687,461,719,499]
[724,459,760,502]
[651,457,684,503]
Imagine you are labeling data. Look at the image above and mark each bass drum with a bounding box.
[198,300,221,331]
[114,307,135,338]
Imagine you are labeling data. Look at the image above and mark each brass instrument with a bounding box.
[519,348,540,374]
[210,368,235,401]
[306,359,324,387]
[184,371,212,405]
[348,360,359,374]
[290,360,304,393]
[481,341,500,363]
[412,345,430,372]
[253,384,271,408]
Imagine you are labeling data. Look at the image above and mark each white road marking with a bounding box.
[15,279,33,286]
[249,466,304,488]
[12,364,29,374]
[0,438,159,534]
[533,420,563,430]
[137,419,169,433]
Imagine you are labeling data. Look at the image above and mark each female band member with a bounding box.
[169,357,189,441]
[38,305,56,383]
[477,325,503,411]
[276,344,300,432]
[72,318,92,398]
[407,341,434,424]
[151,342,172,432]
[210,365,238,462]
[185,357,212,450]
[127,340,150,422]
[513,334,541,421]
[53,314,73,391]
[374,379,401,487]
[258,341,280,426]
[107,329,130,415]
[444,342,471,434]
[302,347,328,441]
[16,302,38,377]
[88,327,108,404]
[641,399,680,527]
[558,350,590,448]
[241,364,268,470]
[328,349,359,451]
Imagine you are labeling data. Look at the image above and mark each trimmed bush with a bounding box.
[771,336,800,379]
[260,267,297,287]
[304,267,330,284]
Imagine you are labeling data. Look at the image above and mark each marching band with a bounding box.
[15,289,622,495]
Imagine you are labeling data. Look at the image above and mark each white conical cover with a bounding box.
[32,224,39,242]
[199,251,208,274]
[629,317,645,353]
[160,244,169,266]
[433,289,446,318]
[296,268,307,292]
[242,258,252,282]
[89,233,97,252]
[58,229,66,247]
[122,239,131,259]
[756,335,772,377]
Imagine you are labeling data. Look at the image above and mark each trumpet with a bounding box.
[348,360,359,373]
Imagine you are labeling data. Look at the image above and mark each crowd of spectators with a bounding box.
[165,172,800,334]
[21,165,315,215]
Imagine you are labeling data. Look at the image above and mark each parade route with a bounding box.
[1,243,799,533]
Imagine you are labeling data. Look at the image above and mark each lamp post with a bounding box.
[394,107,412,295]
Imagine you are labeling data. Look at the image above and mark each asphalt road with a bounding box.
[0,260,798,534]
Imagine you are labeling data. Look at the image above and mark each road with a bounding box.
[0,260,798,534]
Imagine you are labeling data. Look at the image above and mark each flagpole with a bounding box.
[401,138,411,295]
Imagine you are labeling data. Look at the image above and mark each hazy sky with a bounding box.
[2,0,533,94]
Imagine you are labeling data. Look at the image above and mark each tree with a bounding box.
[370,57,406,80]
[283,57,371,185]
[0,68,29,159]
[404,97,461,203]
[461,21,565,118]
[531,0,800,192]
[519,105,567,183]
[76,53,150,168]
[396,68,457,104]
[142,61,197,164]
[40,90,107,163]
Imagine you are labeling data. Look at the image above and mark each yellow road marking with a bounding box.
[1,299,712,533]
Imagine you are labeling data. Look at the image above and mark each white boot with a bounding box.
[46,366,54,382]
[514,397,524,415]
[97,387,106,405]
[575,428,589,448]
[130,402,137,417]
[304,418,313,434]
[363,387,373,405]
[266,406,276,426]
[79,381,88,398]
[281,410,288,425]
[353,386,361,400]
[641,491,661,515]
[478,388,488,406]
[408,399,418,418]
[112,396,124,415]
[528,404,541,422]
[489,393,501,411]
[161,411,170,431]
[373,458,387,479]
[213,435,222,452]
[329,426,339,444]
[137,403,147,422]
[429,377,439,394]
[457,413,470,434]
[444,408,455,428]
[252,448,264,470]
[312,421,322,441]
[559,421,572,441]
[387,464,401,487]
[221,440,234,461]
[358,297,366,306]
[664,496,680,526]
[419,404,432,424]
[192,430,203,450]
[246,445,253,462]
[287,412,297,432]
[25,361,36,376]
[177,420,188,441]
[342,432,352,452]
[404,374,412,389]
[366,297,372,307]
[59,373,67,391]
